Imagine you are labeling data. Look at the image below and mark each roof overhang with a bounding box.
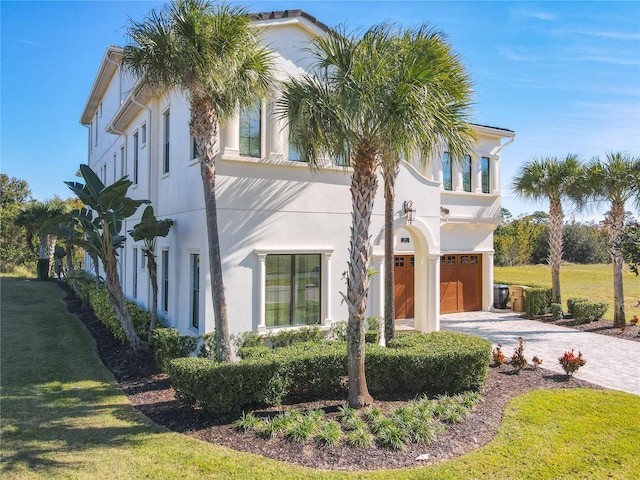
[80,46,123,125]
[471,123,515,140]
[107,82,154,133]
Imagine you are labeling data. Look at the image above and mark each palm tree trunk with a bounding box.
[548,199,564,304]
[345,143,376,408]
[48,235,57,276]
[147,252,159,344]
[383,163,399,345]
[192,98,232,362]
[609,202,626,327]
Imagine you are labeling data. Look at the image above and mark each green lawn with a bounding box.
[2,276,639,479]
[495,263,639,319]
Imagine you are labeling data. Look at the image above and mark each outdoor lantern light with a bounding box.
[403,200,416,224]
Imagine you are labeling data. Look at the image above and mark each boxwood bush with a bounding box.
[571,301,608,324]
[167,331,491,413]
[523,287,552,317]
[152,328,199,372]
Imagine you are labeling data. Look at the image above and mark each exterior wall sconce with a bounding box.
[403,200,416,224]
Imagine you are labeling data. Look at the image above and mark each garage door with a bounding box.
[394,255,414,319]
[440,254,482,314]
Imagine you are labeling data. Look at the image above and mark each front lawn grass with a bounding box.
[495,263,639,319]
[2,276,639,479]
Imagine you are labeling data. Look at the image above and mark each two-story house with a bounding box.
[79,10,514,338]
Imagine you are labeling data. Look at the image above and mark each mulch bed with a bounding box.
[58,281,603,471]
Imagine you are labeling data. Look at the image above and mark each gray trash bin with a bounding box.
[493,284,509,309]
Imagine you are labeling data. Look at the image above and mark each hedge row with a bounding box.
[523,287,552,317]
[567,298,608,324]
[167,331,491,413]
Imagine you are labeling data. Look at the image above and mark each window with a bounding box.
[113,153,117,182]
[395,257,405,267]
[95,113,99,145]
[140,250,146,270]
[140,123,147,147]
[133,132,139,184]
[161,250,169,312]
[191,135,199,161]
[288,143,302,162]
[190,254,200,329]
[88,126,93,154]
[132,248,138,298]
[265,254,321,327]
[462,155,472,192]
[442,152,452,191]
[239,102,261,157]
[163,110,170,173]
[120,145,125,178]
[481,156,490,193]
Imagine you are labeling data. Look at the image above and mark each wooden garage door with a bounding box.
[440,254,482,314]
[394,255,414,319]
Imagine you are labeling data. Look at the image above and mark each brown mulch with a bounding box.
[58,281,603,471]
[526,313,640,343]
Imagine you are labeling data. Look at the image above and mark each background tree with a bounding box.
[129,206,174,343]
[281,23,474,407]
[40,212,85,294]
[380,25,476,345]
[562,221,610,264]
[66,165,148,350]
[123,0,274,361]
[618,220,640,275]
[582,152,640,326]
[512,154,581,304]
[0,174,32,271]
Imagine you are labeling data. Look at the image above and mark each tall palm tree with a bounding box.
[129,206,174,344]
[582,152,640,327]
[380,26,476,345]
[123,0,274,361]
[512,155,581,305]
[280,24,475,407]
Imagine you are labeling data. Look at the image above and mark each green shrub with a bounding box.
[152,328,198,372]
[328,321,347,341]
[551,303,563,320]
[231,331,263,350]
[167,331,490,413]
[268,326,323,348]
[365,330,380,344]
[523,287,552,317]
[197,332,218,359]
[167,357,288,412]
[572,301,608,324]
[567,298,588,317]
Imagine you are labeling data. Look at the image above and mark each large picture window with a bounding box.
[265,254,321,327]
[442,152,453,191]
[239,102,261,157]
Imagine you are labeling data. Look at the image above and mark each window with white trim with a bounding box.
[161,250,169,312]
[133,131,139,184]
[163,110,170,173]
[239,102,261,158]
[481,156,490,193]
[190,253,200,330]
[462,155,472,192]
[265,253,321,327]
[132,247,138,298]
[442,152,452,191]
[120,145,125,178]
[140,122,147,147]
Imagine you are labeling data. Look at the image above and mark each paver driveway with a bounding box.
[439,311,640,396]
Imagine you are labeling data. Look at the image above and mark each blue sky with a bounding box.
[2,0,639,221]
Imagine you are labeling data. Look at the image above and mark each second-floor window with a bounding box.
[442,152,452,191]
[133,132,139,184]
[161,250,169,312]
[163,110,170,173]
[239,102,261,158]
[481,156,490,193]
[132,247,138,298]
[120,145,125,178]
[462,155,472,192]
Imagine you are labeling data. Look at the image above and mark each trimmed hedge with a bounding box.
[523,287,552,317]
[166,331,491,413]
[567,298,588,317]
[152,328,198,372]
[571,300,608,324]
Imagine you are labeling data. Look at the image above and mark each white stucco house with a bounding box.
[79,10,514,338]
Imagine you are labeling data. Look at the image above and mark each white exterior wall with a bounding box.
[80,13,514,337]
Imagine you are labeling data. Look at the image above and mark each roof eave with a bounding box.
[80,46,123,125]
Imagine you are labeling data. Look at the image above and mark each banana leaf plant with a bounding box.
[66,164,149,350]
[129,206,173,344]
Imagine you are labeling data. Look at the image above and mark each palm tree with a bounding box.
[380,26,476,345]
[280,24,475,407]
[582,152,640,327]
[15,200,66,280]
[123,0,274,362]
[512,155,581,305]
[129,206,174,344]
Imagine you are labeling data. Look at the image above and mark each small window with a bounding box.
[470,255,479,264]
[141,251,146,270]
[239,102,261,158]
[481,157,490,193]
[191,254,200,329]
[163,110,170,173]
[161,250,169,312]
[95,112,99,146]
[99,102,103,117]
[400,237,410,244]
[140,123,147,147]
[447,255,456,265]
[461,255,470,264]
[132,248,138,298]
[462,155,472,192]
[113,154,117,182]
[395,257,405,267]
[120,145,125,178]
[133,132,139,185]
[442,152,452,191]
[410,256,415,267]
